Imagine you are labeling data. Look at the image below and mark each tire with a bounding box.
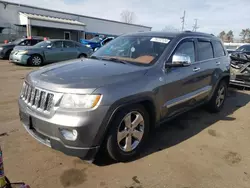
[207,80,227,113]
[105,104,150,162]
[78,54,87,58]
[29,55,43,66]
[4,50,12,59]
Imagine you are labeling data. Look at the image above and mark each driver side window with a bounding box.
[173,41,195,63]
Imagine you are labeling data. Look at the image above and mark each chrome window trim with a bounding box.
[163,36,227,70]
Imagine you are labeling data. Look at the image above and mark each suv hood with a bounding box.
[27,58,149,93]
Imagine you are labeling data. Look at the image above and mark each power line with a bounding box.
[192,19,199,32]
[180,11,186,31]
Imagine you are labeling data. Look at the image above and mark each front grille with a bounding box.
[21,82,54,112]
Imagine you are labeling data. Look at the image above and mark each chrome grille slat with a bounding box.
[31,88,36,105]
[40,91,47,110]
[20,82,54,113]
[26,85,31,102]
[34,89,40,107]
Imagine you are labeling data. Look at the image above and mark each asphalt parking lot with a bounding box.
[1,59,250,188]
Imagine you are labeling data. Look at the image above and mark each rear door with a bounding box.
[62,41,78,60]
[44,41,64,62]
[161,38,208,118]
[196,38,221,94]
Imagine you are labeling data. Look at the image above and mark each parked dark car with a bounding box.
[10,39,93,66]
[0,37,43,59]
[18,31,230,162]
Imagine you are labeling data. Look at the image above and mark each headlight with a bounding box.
[86,44,91,48]
[0,47,3,51]
[18,50,28,55]
[60,94,102,109]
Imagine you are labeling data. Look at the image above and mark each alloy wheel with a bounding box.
[117,111,144,152]
[216,86,225,107]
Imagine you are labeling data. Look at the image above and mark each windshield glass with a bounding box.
[92,35,171,65]
[89,36,103,43]
[34,41,51,48]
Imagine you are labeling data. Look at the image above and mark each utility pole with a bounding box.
[181,11,186,31]
[192,19,199,32]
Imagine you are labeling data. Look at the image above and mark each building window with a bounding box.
[64,32,71,40]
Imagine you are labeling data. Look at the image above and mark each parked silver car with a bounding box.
[10,39,93,66]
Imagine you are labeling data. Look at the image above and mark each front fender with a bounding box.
[91,93,158,147]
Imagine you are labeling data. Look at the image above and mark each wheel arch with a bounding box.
[78,53,87,58]
[92,96,158,147]
[208,74,230,102]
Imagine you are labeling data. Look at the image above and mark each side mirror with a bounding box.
[166,53,192,68]
[47,45,52,49]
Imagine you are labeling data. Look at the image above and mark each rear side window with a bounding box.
[213,41,225,57]
[75,42,83,47]
[63,41,75,48]
[19,40,31,46]
[198,41,213,61]
[31,39,42,45]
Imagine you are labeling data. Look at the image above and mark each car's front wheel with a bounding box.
[29,55,43,66]
[105,104,150,162]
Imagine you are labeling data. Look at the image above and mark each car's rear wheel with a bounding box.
[105,104,150,162]
[29,55,43,66]
[78,54,87,58]
[207,80,227,113]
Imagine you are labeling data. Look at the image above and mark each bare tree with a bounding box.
[240,29,250,43]
[218,31,226,41]
[120,10,136,24]
[226,30,234,42]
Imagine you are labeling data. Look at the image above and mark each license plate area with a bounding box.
[20,111,51,147]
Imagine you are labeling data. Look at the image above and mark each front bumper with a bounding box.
[18,97,110,160]
[230,64,250,87]
[230,73,250,87]
[9,53,30,64]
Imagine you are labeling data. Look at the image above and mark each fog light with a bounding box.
[60,129,78,141]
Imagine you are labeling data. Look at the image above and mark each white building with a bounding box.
[0,0,151,42]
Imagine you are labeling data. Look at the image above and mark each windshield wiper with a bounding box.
[102,57,127,64]
[90,56,127,64]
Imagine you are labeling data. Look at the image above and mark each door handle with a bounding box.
[216,62,221,65]
[193,67,200,72]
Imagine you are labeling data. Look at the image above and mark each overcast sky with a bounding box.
[5,0,250,37]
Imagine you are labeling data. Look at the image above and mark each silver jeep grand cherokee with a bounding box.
[19,31,230,162]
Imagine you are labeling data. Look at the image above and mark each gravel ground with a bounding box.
[0,60,250,188]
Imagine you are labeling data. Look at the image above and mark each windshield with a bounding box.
[92,35,171,65]
[89,36,103,43]
[34,41,51,48]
